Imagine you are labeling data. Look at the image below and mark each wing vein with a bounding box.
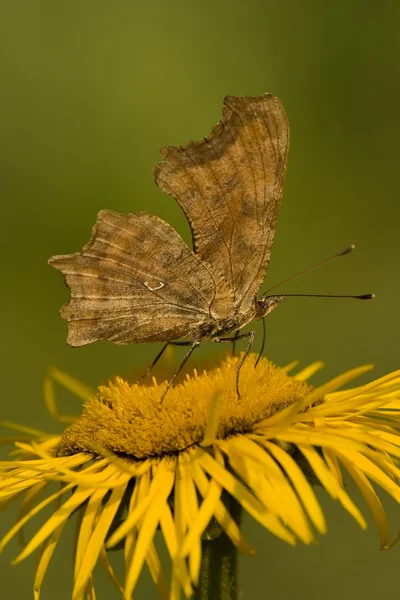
[66,303,208,322]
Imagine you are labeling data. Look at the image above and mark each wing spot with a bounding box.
[144,281,165,291]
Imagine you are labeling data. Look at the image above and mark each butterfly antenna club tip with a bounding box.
[338,244,356,256]
[356,293,375,300]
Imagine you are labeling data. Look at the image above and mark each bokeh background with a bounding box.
[1,1,399,598]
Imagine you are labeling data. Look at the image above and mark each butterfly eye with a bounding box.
[255,296,285,319]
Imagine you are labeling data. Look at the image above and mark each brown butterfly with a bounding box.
[49,93,372,400]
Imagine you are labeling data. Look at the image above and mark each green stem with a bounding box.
[194,500,241,600]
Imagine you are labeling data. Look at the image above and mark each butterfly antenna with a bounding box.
[270,293,375,300]
[264,245,356,294]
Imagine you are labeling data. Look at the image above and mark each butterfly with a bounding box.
[49,93,371,400]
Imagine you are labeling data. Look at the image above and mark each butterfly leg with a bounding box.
[235,330,255,398]
[160,341,200,403]
[136,343,169,384]
[214,330,255,399]
[254,317,266,369]
[136,341,192,384]
[231,329,240,357]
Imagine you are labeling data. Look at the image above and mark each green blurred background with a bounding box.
[1,1,399,598]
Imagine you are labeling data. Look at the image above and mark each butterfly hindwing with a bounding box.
[49,210,231,346]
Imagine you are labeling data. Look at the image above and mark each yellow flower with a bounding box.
[1,355,400,600]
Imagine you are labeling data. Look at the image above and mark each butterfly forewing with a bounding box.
[49,210,231,346]
[154,93,289,313]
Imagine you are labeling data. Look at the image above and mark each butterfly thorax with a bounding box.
[189,296,285,342]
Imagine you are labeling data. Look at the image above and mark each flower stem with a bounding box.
[194,499,241,600]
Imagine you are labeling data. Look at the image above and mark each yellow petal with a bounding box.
[73,479,128,599]
[262,440,326,534]
[1,453,87,474]
[180,461,221,555]
[99,546,124,594]
[159,503,193,595]
[0,482,75,553]
[48,366,96,401]
[84,576,96,600]
[323,426,400,458]
[106,463,166,549]
[34,495,65,600]
[223,437,314,544]
[265,365,375,428]
[18,481,49,546]
[12,485,94,563]
[176,463,202,583]
[172,460,198,593]
[273,426,368,453]
[88,447,151,479]
[174,459,187,539]
[298,444,366,528]
[185,459,254,557]
[74,488,109,579]
[201,390,223,447]
[304,397,389,419]
[196,448,295,545]
[145,543,171,600]
[326,370,400,404]
[322,448,343,487]
[43,377,78,423]
[124,465,176,599]
[294,361,325,381]
[335,449,400,501]
[31,445,128,489]
[280,360,300,373]
[0,420,48,438]
[0,475,44,495]
[123,479,141,569]
[340,457,390,549]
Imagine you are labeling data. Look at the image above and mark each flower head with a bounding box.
[1,355,400,599]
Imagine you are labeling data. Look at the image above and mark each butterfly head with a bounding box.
[255,295,286,320]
